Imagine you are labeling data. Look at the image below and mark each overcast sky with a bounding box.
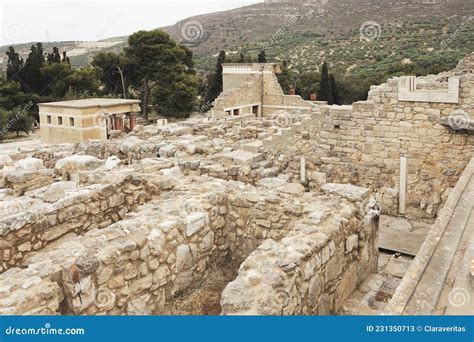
[0,0,261,46]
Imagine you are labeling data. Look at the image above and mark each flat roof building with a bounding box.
[38,98,141,144]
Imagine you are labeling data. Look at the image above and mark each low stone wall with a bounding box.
[0,177,228,315]
[221,183,379,315]
[262,94,313,116]
[0,174,160,273]
[2,169,54,195]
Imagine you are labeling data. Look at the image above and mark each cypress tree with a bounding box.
[206,50,226,104]
[319,61,333,105]
[62,51,70,65]
[330,74,340,105]
[258,50,267,63]
[5,46,24,86]
[277,60,293,95]
[23,43,45,94]
[47,47,62,64]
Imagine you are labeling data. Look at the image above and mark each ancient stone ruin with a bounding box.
[0,54,472,316]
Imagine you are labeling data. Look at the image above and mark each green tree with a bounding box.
[0,78,38,110]
[7,110,34,136]
[65,66,100,98]
[92,52,126,97]
[319,62,333,104]
[206,50,226,104]
[277,60,298,94]
[46,47,61,64]
[296,71,319,100]
[0,108,9,140]
[23,43,45,94]
[6,47,24,86]
[258,50,267,63]
[124,29,197,120]
[62,51,70,65]
[152,71,198,118]
[194,73,211,113]
[41,62,72,99]
[330,74,340,105]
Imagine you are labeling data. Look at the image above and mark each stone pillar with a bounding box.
[399,155,408,215]
[300,157,306,183]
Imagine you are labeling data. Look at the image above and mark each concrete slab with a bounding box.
[383,257,412,278]
[379,225,426,256]
[380,215,414,232]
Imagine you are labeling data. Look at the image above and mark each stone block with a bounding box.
[346,234,359,253]
[185,212,209,237]
[212,150,263,166]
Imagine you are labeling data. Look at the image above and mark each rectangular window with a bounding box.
[58,116,63,125]
[47,115,52,124]
[69,117,75,126]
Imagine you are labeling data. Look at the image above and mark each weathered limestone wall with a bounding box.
[262,94,313,116]
[224,180,307,263]
[221,183,380,315]
[211,80,262,120]
[0,174,159,273]
[0,177,229,315]
[262,57,474,218]
[209,63,312,119]
[2,169,54,196]
[0,174,377,316]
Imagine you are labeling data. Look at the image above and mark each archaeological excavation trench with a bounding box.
[0,153,380,315]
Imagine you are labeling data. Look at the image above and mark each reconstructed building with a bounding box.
[38,98,141,144]
[208,63,312,120]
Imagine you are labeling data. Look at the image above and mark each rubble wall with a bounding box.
[0,174,159,273]
[263,58,474,218]
[221,184,379,315]
[0,177,377,316]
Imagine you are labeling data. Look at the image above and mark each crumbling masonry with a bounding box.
[0,54,472,315]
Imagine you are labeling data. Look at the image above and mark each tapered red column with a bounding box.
[113,114,123,131]
[129,113,136,131]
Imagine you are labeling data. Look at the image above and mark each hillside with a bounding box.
[1,0,473,77]
[162,0,474,74]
